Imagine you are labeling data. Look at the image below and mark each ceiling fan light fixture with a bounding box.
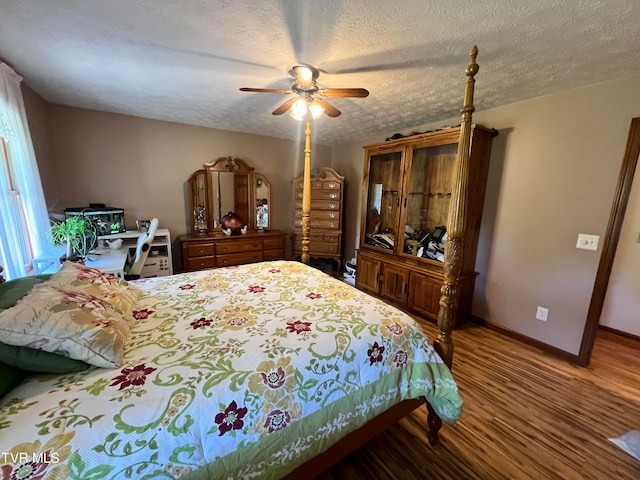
[294,66,314,86]
[290,97,308,120]
[309,100,324,119]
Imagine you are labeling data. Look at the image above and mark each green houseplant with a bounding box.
[48,216,97,261]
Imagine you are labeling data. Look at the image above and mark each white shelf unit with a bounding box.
[99,228,173,278]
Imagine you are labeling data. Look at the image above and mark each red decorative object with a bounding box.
[221,212,245,235]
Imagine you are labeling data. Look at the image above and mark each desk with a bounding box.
[33,229,173,277]
[85,248,129,278]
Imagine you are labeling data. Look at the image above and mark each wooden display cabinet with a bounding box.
[355,124,497,325]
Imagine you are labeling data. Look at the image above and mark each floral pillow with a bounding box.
[43,261,143,321]
[0,283,131,368]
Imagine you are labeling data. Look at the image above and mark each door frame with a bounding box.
[578,117,640,366]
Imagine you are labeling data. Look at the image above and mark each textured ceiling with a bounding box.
[1,0,639,146]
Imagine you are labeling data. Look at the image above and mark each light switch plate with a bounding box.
[576,233,599,251]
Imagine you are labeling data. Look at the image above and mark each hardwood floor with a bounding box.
[315,323,640,480]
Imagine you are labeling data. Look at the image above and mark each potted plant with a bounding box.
[48,216,97,261]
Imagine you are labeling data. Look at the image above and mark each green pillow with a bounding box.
[0,342,90,373]
[0,362,27,398]
[0,274,52,310]
[0,274,90,373]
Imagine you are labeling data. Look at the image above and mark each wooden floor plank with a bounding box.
[315,324,640,480]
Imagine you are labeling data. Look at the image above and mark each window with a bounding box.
[0,137,34,274]
[0,63,51,280]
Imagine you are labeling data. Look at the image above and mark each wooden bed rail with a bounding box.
[435,45,479,369]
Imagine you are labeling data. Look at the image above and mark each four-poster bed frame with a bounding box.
[288,45,481,477]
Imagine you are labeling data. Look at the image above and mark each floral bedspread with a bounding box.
[0,260,462,479]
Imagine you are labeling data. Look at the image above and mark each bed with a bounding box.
[0,260,462,479]
[0,45,481,478]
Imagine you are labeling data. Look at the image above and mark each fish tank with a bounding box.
[65,205,126,236]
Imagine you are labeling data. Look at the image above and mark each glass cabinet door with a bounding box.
[401,143,458,262]
[363,150,403,251]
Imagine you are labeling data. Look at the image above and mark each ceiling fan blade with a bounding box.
[313,98,341,117]
[272,98,298,115]
[317,88,370,98]
[240,87,293,94]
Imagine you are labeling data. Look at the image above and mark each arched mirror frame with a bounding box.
[187,156,272,234]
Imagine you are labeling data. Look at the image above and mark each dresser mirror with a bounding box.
[188,169,209,234]
[187,157,271,234]
[254,173,270,231]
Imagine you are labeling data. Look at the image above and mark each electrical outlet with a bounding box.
[536,306,549,321]
[576,233,599,251]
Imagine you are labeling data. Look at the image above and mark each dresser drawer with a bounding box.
[292,232,324,243]
[294,218,340,229]
[186,243,214,258]
[294,189,341,201]
[294,209,340,221]
[294,241,340,254]
[186,256,216,271]
[217,252,263,267]
[263,249,284,260]
[263,237,285,250]
[323,180,341,190]
[216,240,263,254]
[295,200,340,210]
[324,233,340,243]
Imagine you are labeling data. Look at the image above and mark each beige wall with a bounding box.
[34,106,331,269]
[332,74,640,355]
[24,74,640,355]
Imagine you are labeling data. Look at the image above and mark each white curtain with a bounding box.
[0,63,51,280]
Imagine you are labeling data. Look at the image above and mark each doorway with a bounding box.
[578,117,640,366]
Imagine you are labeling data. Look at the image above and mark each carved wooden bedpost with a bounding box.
[301,121,312,264]
[435,45,479,369]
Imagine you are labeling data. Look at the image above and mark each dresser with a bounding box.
[292,167,344,271]
[178,230,287,272]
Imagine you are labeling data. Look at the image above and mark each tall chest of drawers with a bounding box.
[292,167,344,271]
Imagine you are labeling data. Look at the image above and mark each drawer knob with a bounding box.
[329,193,337,199]
[329,203,336,209]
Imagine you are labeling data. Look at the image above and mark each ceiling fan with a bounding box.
[240,65,369,119]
